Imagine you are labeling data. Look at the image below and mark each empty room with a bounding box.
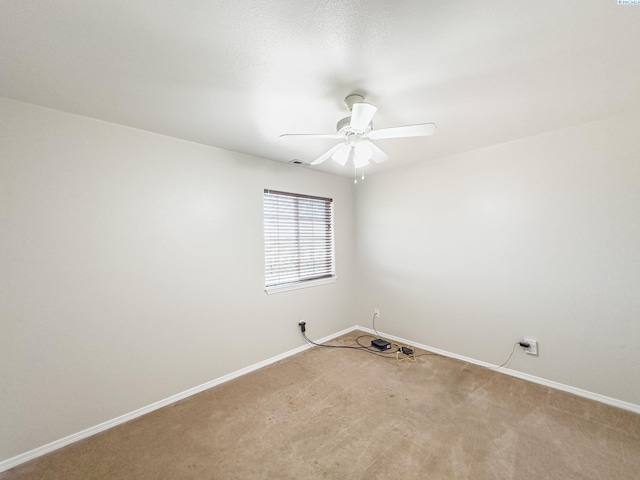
[1,1,639,479]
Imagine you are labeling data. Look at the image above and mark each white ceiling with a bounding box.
[2,1,639,178]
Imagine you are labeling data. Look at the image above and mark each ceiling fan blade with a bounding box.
[310,143,344,165]
[368,123,437,140]
[363,140,390,164]
[331,144,351,166]
[350,102,377,133]
[280,133,342,139]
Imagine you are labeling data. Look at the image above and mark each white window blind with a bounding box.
[264,190,335,291]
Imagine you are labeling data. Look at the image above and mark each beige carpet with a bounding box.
[2,330,639,479]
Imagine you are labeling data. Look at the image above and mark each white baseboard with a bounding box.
[355,325,640,415]
[3,324,638,472]
[0,326,358,473]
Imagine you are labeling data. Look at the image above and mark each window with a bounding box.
[264,189,335,293]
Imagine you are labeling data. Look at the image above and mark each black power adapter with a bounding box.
[371,339,391,351]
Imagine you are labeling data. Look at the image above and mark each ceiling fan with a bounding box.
[280,94,437,181]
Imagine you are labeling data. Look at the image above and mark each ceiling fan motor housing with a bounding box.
[336,116,372,137]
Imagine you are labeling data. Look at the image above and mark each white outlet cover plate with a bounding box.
[524,338,538,356]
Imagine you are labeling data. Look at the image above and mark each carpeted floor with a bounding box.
[2,330,639,479]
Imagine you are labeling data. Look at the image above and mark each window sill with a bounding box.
[265,276,337,295]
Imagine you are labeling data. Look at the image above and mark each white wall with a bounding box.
[0,98,356,461]
[356,111,640,406]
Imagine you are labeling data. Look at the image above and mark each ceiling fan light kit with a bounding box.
[281,94,437,183]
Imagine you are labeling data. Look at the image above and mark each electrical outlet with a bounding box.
[524,338,538,356]
[374,308,380,316]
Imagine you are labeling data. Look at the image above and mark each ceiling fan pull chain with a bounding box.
[354,162,358,184]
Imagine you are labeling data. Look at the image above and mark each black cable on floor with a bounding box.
[300,331,402,359]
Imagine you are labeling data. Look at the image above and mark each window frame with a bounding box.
[263,189,336,294]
